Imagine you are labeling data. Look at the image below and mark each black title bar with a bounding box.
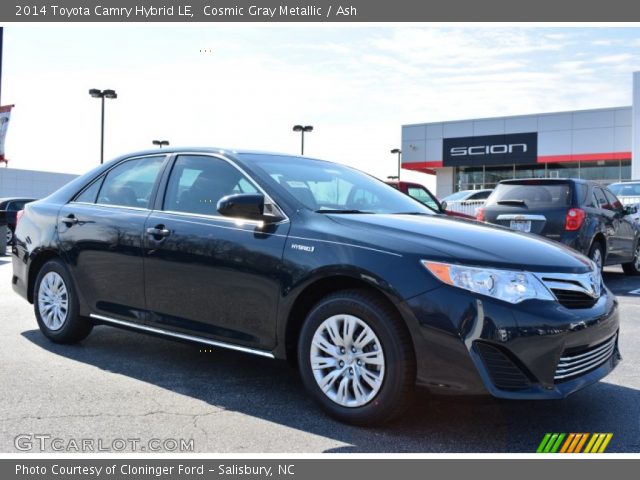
[3,0,640,22]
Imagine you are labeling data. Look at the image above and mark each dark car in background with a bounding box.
[0,197,36,244]
[385,180,474,219]
[12,150,620,425]
[478,179,640,275]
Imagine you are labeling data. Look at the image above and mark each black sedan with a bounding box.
[12,149,620,425]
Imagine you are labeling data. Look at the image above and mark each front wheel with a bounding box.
[34,259,93,343]
[297,290,415,426]
[622,242,640,276]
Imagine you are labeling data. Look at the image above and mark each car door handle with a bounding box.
[61,214,79,226]
[146,226,171,238]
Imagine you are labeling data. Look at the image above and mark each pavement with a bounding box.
[0,251,638,453]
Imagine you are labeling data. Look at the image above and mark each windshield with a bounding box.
[240,154,434,215]
[486,183,572,207]
[608,182,640,197]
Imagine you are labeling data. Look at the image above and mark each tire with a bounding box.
[5,227,13,246]
[34,259,93,343]
[588,241,605,272]
[622,241,640,276]
[297,289,416,426]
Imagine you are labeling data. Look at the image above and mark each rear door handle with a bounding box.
[61,214,79,226]
[146,225,171,238]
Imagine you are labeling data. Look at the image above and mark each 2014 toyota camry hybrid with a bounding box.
[12,149,620,425]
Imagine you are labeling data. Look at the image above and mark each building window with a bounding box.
[455,166,483,191]
[546,162,580,180]
[514,164,546,180]
[484,165,515,190]
[579,160,623,184]
[621,160,631,181]
[453,158,631,193]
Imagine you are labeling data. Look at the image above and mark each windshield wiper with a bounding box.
[497,199,527,206]
[315,209,373,214]
[391,211,433,215]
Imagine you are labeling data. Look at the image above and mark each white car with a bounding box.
[441,189,493,203]
[608,181,640,205]
[440,189,493,217]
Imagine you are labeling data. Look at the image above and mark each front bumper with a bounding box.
[401,283,620,399]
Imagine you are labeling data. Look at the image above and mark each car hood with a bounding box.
[326,213,593,273]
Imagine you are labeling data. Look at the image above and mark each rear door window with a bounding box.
[593,187,611,210]
[486,183,572,207]
[75,177,105,204]
[96,156,165,208]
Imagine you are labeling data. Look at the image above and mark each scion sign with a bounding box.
[443,132,537,166]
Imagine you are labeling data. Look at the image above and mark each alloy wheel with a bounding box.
[310,314,385,408]
[37,272,69,331]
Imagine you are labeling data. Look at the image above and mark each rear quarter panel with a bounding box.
[12,201,64,303]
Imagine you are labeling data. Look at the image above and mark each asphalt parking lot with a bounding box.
[0,250,638,453]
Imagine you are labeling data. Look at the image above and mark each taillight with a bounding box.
[15,209,25,228]
[476,207,485,222]
[565,208,585,231]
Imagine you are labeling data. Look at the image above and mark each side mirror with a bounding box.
[217,193,282,223]
[626,205,638,215]
[441,200,448,211]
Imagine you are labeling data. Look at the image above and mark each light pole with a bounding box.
[391,148,402,180]
[293,125,313,155]
[89,88,117,164]
[152,140,170,148]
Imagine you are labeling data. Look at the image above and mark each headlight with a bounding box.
[421,260,555,304]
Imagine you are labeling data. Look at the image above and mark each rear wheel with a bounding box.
[34,259,93,343]
[588,241,604,272]
[622,242,640,276]
[5,227,13,245]
[297,289,415,426]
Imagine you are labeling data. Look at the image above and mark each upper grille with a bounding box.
[475,342,531,390]
[554,335,617,382]
[550,288,598,309]
[537,271,602,310]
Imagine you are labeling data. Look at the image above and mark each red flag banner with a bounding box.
[0,104,15,165]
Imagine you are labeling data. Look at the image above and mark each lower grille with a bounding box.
[551,288,598,309]
[475,342,531,390]
[554,335,617,382]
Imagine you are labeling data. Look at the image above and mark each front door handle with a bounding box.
[146,225,171,238]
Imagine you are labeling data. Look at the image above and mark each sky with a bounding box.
[3,25,640,189]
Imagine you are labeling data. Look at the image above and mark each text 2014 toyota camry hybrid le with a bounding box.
[11,149,620,425]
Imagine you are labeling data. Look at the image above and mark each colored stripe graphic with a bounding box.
[537,433,565,453]
[537,433,612,453]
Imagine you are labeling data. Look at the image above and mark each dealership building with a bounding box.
[402,71,640,198]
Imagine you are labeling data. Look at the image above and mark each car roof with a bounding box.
[609,180,640,185]
[119,147,310,161]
